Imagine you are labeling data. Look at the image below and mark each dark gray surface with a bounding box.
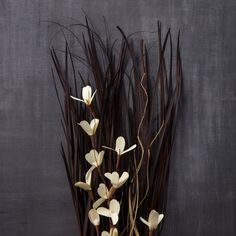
[0,1,235,235]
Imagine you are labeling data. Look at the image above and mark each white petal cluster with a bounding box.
[75,149,104,191]
[103,136,136,155]
[104,171,129,189]
[93,183,109,209]
[85,149,104,167]
[74,166,94,191]
[71,85,96,106]
[140,210,164,230]
[79,119,99,136]
[97,199,120,225]
[101,228,118,236]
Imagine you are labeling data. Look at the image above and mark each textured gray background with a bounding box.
[0,0,235,235]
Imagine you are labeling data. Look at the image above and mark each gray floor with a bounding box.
[0,1,235,235]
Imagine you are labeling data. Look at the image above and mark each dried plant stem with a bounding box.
[148,230,153,236]
[108,187,117,200]
[88,105,96,118]
[95,226,100,236]
[97,167,106,184]
[149,122,164,148]
[136,73,148,173]
[138,149,150,207]
[88,190,94,201]
[116,154,121,170]
[128,73,148,235]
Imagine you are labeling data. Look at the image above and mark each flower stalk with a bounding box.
[148,230,153,236]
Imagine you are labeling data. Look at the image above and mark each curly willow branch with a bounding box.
[138,123,164,208]
[128,73,148,236]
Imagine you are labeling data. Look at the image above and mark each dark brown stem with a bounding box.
[148,230,153,236]
[88,104,96,118]
[109,219,113,229]
[97,166,106,183]
[95,226,100,236]
[90,135,96,150]
[116,154,121,170]
[108,186,117,200]
[88,190,94,201]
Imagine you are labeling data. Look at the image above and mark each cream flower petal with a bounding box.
[148,210,159,230]
[104,172,112,180]
[85,150,104,167]
[102,228,118,236]
[105,172,129,189]
[82,85,92,102]
[101,231,110,236]
[97,151,104,166]
[90,90,97,102]
[110,172,120,186]
[110,228,118,236]
[85,149,99,166]
[97,200,120,225]
[140,210,164,230]
[88,209,100,226]
[115,136,125,154]
[71,85,96,105]
[74,166,95,191]
[85,166,96,185]
[121,144,137,155]
[97,183,109,198]
[110,199,120,224]
[109,199,120,214]
[103,136,136,156]
[74,182,91,191]
[158,214,164,225]
[93,198,106,209]
[117,172,129,188]
[140,217,149,227]
[79,119,99,136]
[70,95,85,103]
[90,119,99,133]
[97,207,111,218]
[79,120,93,136]
[111,214,119,225]
[105,172,119,187]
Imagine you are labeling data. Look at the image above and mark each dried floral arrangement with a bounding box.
[51,17,182,236]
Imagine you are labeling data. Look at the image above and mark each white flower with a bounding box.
[93,183,109,209]
[85,149,104,167]
[74,166,95,191]
[88,209,100,226]
[102,136,136,155]
[101,228,118,236]
[97,199,120,225]
[79,119,99,136]
[74,149,104,191]
[71,85,96,105]
[140,210,164,230]
[104,171,129,189]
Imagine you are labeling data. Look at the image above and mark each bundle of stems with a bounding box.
[51,17,182,236]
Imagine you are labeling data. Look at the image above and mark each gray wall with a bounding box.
[0,1,235,235]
